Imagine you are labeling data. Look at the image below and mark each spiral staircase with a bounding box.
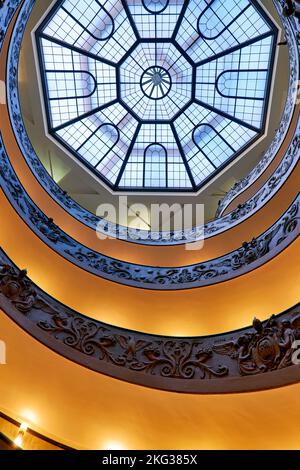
[0,0,299,450]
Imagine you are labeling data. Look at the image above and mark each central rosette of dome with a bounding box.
[141,66,172,99]
[119,42,193,121]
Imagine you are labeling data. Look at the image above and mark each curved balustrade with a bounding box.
[0,0,299,290]
[0,246,300,393]
[2,0,299,245]
[1,1,300,289]
[0,134,299,289]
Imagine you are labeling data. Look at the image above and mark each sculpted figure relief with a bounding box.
[213,315,300,375]
[0,265,37,313]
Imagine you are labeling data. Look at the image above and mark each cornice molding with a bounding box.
[2,0,299,245]
[0,247,300,393]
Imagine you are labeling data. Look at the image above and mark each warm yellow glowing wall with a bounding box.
[0,187,299,336]
[0,311,300,450]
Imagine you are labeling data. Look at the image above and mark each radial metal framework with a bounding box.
[35,0,278,192]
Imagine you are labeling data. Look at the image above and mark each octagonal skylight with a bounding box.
[35,0,278,192]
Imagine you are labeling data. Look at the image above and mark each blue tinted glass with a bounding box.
[36,0,277,191]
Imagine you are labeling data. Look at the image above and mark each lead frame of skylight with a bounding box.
[35,0,278,192]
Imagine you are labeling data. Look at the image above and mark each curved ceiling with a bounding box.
[19,0,288,222]
[34,0,278,193]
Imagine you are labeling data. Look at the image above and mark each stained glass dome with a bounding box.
[35,0,278,192]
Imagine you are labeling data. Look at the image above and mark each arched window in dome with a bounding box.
[77,123,120,166]
[35,0,278,192]
[142,0,169,15]
[198,0,250,39]
[216,70,268,100]
[144,144,167,188]
[193,124,235,168]
[45,0,114,42]
[46,71,97,100]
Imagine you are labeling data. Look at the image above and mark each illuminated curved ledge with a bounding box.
[0,410,73,450]
[1,247,300,394]
[3,0,299,246]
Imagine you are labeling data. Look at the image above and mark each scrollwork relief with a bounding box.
[0,264,36,313]
[3,0,300,245]
[0,1,299,290]
[0,248,300,392]
[213,315,300,376]
[0,135,299,289]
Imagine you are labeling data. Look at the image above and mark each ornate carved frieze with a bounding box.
[213,316,300,376]
[0,248,300,393]
[0,264,36,312]
[0,0,299,289]
[0,0,19,47]
[3,0,300,245]
[0,135,299,289]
